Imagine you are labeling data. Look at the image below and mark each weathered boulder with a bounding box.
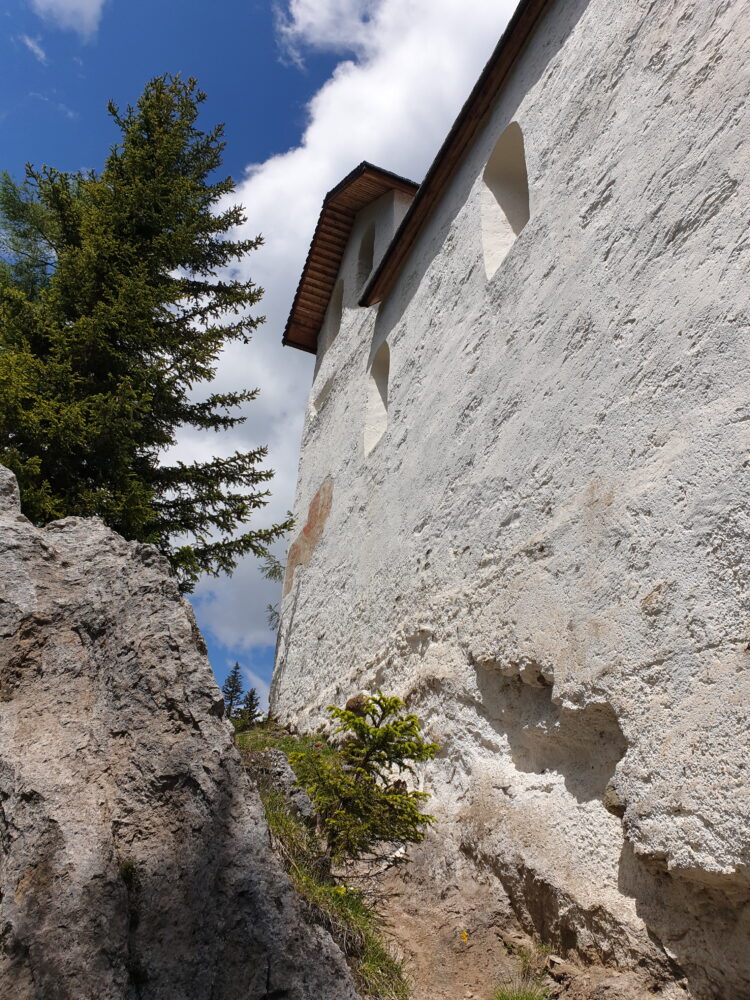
[0,465,360,1000]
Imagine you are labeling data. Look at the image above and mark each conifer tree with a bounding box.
[289,692,439,864]
[221,662,244,718]
[0,75,291,591]
[237,687,262,730]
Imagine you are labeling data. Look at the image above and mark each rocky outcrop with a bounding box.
[0,466,359,1000]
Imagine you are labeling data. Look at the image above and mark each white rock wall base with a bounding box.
[273,1,750,997]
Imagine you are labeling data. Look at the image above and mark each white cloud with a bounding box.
[19,34,48,64]
[29,90,78,118]
[277,0,379,61]
[241,662,272,713]
[190,0,518,653]
[28,0,106,37]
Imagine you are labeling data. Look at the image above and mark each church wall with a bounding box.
[272,1,750,996]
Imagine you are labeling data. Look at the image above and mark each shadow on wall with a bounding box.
[474,661,627,804]
[481,121,530,279]
[364,341,390,455]
[358,222,376,293]
[116,760,273,999]
[473,661,750,1000]
[618,840,750,1000]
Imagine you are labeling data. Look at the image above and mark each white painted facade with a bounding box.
[272,2,750,997]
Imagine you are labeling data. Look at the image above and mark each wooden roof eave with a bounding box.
[282,162,419,354]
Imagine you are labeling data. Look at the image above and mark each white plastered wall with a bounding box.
[273,2,750,996]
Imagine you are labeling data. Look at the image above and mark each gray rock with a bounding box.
[0,467,360,1000]
[252,749,316,820]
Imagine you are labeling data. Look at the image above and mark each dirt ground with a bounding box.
[375,836,689,1000]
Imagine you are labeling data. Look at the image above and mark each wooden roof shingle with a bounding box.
[282,163,419,354]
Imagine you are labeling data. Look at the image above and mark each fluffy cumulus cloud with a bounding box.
[190,0,518,654]
[276,0,380,60]
[28,0,106,37]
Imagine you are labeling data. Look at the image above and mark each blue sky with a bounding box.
[1,0,337,706]
[1,0,337,179]
[2,0,518,709]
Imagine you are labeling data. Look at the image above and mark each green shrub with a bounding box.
[252,773,411,999]
[238,695,439,999]
[288,692,439,864]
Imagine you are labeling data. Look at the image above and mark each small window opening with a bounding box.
[364,341,389,455]
[326,279,344,346]
[357,222,376,291]
[481,121,530,279]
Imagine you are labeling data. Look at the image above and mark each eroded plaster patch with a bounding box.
[283,477,334,597]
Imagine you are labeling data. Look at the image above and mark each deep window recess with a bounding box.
[357,222,376,292]
[481,121,530,279]
[364,341,389,455]
[326,279,344,346]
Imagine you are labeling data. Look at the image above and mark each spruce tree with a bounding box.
[289,692,439,864]
[221,662,244,718]
[0,75,291,591]
[237,687,262,730]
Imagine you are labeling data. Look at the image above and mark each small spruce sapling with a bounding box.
[221,662,244,718]
[289,691,439,865]
[261,553,286,633]
[237,687,262,731]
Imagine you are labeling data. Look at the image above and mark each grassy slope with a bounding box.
[237,722,411,1000]
[238,722,549,1000]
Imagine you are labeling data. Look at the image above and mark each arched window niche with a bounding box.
[357,222,376,292]
[480,121,530,279]
[326,279,344,346]
[364,341,389,456]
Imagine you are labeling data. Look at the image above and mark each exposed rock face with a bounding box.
[272,1,750,998]
[0,466,359,1000]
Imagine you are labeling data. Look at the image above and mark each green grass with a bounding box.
[237,718,341,763]
[492,942,550,1000]
[239,725,411,1000]
[492,984,548,1000]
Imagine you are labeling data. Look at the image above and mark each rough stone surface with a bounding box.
[272,2,750,998]
[250,749,315,820]
[283,477,334,597]
[0,465,360,1000]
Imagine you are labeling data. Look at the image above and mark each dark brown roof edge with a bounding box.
[322,161,420,207]
[282,161,419,352]
[360,0,551,307]
[281,335,318,354]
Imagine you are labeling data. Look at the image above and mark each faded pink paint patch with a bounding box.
[283,477,334,597]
